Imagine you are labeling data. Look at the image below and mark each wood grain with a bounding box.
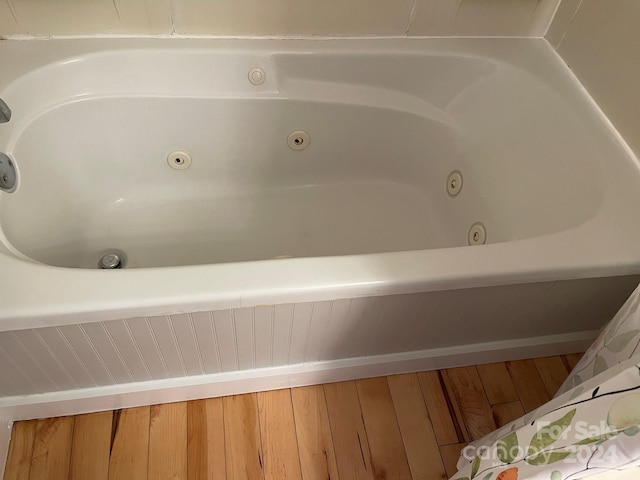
[416,371,460,445]
[564,353,584,371]
[188,398,226,480]
[109,406,150,480]
[29,417,74,480]
[439,443,467,479]
[223,393,264,480]
[356,377,412,480]
[291,385,340,480]
[3,420,36,480]
[476,363,519,404]
[323,381,374,480]
[506,360,551,412]
[444,367,496,441]
[69,412,112,480]
[148,402,188,480]
[257,389,302,480]
[492,402,526,428]
[387,374,447,480]
[534,356,570,397]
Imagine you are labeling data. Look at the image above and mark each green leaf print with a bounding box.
[624,425,640,436]
[497,432,519,464]
[528,409,576,456]
[481,474,494,480]
[605,330,640,353]
[470,455,481,478]
[593,356,608,376]
[576,432,618,444]
[526,451,573,465]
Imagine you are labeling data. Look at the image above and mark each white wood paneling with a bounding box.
[191,312,222,375]
[0,276,637,398]
[212,310,238,372]
[86,321,138,383]
[289,303,313,365]
[234,308,255,370]
[57,325,115,386]
[124,318,169,380]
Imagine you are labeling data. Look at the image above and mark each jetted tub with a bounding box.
[0,39,640,401]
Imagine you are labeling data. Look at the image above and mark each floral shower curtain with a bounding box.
[449,285,640,480]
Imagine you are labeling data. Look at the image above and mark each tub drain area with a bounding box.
[99,252,125,269]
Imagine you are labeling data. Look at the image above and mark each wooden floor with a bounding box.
[4,353,584,480]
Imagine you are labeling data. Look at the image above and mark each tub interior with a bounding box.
[0,45,609,268]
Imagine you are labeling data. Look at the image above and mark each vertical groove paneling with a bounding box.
[367,295,409,354]
[0,352,21,396]
[11,330,76,391]
[212,310,238,372]
[304,302,332,362]
[0,335,57,392]
[288,303,313,364]
[0,276,630,398]
[254,306,274,367]
[321,299,352,360]
[82,322,137,384]
[57,325,115,386]
[171,314,205,377]
[272,305,294,366]
[36,328,96,387]
[0,346,39,395]
[148,316,187,377]
[339,297,372,358]
[234,308,256,370]
[191,312,222,374]
[125,318,170,380]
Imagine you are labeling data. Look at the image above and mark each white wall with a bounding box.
[547,0,640,158]
[0,0,560,37]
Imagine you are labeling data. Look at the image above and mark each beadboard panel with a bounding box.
[0,275,637,398]
[0,0,560,37]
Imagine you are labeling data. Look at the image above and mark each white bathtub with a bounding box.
[0,39,639,405]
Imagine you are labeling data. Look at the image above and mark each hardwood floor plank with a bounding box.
[148,402,188,480]
[4,420,37,480]
[416,371,460,445]
[439,443,467,479]
[29,416,74,480]
[492,402,526,428]
[443,368,495,441]
[356,377,412,480]
[387,374,447,480]
[564,353,584,371]
[223,393,264,480]
[188,398,226,480]
[257,389,302,480]
[534,356,570,397]
[323,381,374,480]
[506,359,552,412]
[476,363,519,404]
[109,406,150,480]
[291,385,340,480]
[69,412,112,480]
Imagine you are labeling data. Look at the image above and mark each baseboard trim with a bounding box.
[0,330,594,474]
